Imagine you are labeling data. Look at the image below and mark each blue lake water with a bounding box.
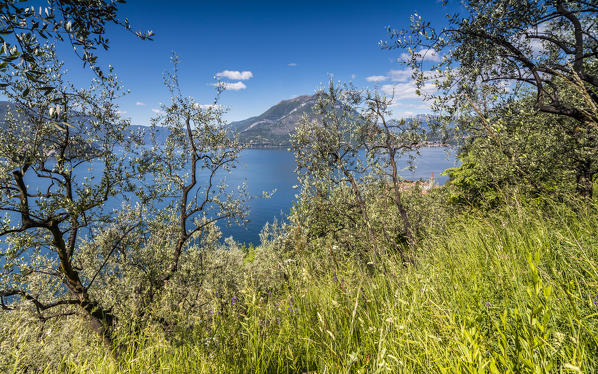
[222,147,458,244]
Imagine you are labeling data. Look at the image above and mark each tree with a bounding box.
[0,50,251,357]
[292,80,382,263]
[132,54,249,321]
[384,0,598,197]
[0,47,138,356]
[445,91,597,207]
[0,0,153,86]
[364,91,426,256]
[292,81,432,263]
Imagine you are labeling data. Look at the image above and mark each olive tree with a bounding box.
[130,54,249,320]
[292,80,381,263]
[363,91,427,255]
[292,81,433,263]
[0,47,139,355]
[0,50,251,357]
[445,90,597,207]
[384,0,598,197]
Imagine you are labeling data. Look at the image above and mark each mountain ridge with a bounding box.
[229,94,319,146]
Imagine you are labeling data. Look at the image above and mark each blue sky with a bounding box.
[59,0,452,125]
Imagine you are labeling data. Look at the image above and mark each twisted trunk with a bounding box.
[49,222,118,359]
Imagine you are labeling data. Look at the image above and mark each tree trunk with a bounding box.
[49,223,119,359]
[391,185,414,263]
[82,301,119,359]
[389,158,415,248]
[576,163,594,199]
[341,166,379,263]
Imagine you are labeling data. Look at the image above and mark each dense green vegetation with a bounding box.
[2,198,597,372]
[1,0,597,372]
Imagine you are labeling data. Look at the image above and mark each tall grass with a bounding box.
[5,201,598,373]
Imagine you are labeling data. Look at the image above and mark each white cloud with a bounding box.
[351,74,357,79]
[363,68,439,117]
[151,108,162,114]
[288,62,297,66]
[212,81,247,91]
[366,75,388,82]
[136,101,145,106]
[382,83,418,100]
[389,102,430,110]
[399,48,441,63]
[381,80,436,100]
[365,69,415,83]
[389,69,413,82]
[520,23,549,56]
[215,70,253,80]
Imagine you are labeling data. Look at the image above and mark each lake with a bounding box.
[222,147,458,244]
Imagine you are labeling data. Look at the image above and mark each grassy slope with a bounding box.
[4,202,598,373]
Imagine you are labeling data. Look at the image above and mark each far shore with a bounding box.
[242,141,453,150]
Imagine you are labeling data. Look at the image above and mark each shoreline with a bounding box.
[241,141,453,150]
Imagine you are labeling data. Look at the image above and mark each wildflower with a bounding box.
[231,296,237,306]
[485,301,490,308]
[288,297,296,312]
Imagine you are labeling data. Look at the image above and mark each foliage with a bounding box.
[0,0,153,87]
[0,50,249,358]
[0,46,137,352]
[129,53,249,320]
[3,1,598,372]
[364,91,428,252]
[292,80,380,262]
[292,80,431,263]
[385,0,598,197]
[1,198,597,373]
[444,91,598,208]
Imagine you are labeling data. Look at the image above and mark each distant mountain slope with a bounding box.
[2,95,318,148]
[229,95,451,147]
[230,94,319,146]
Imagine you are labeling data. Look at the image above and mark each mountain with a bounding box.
[229,94,319,146]
[228,96,451,147]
